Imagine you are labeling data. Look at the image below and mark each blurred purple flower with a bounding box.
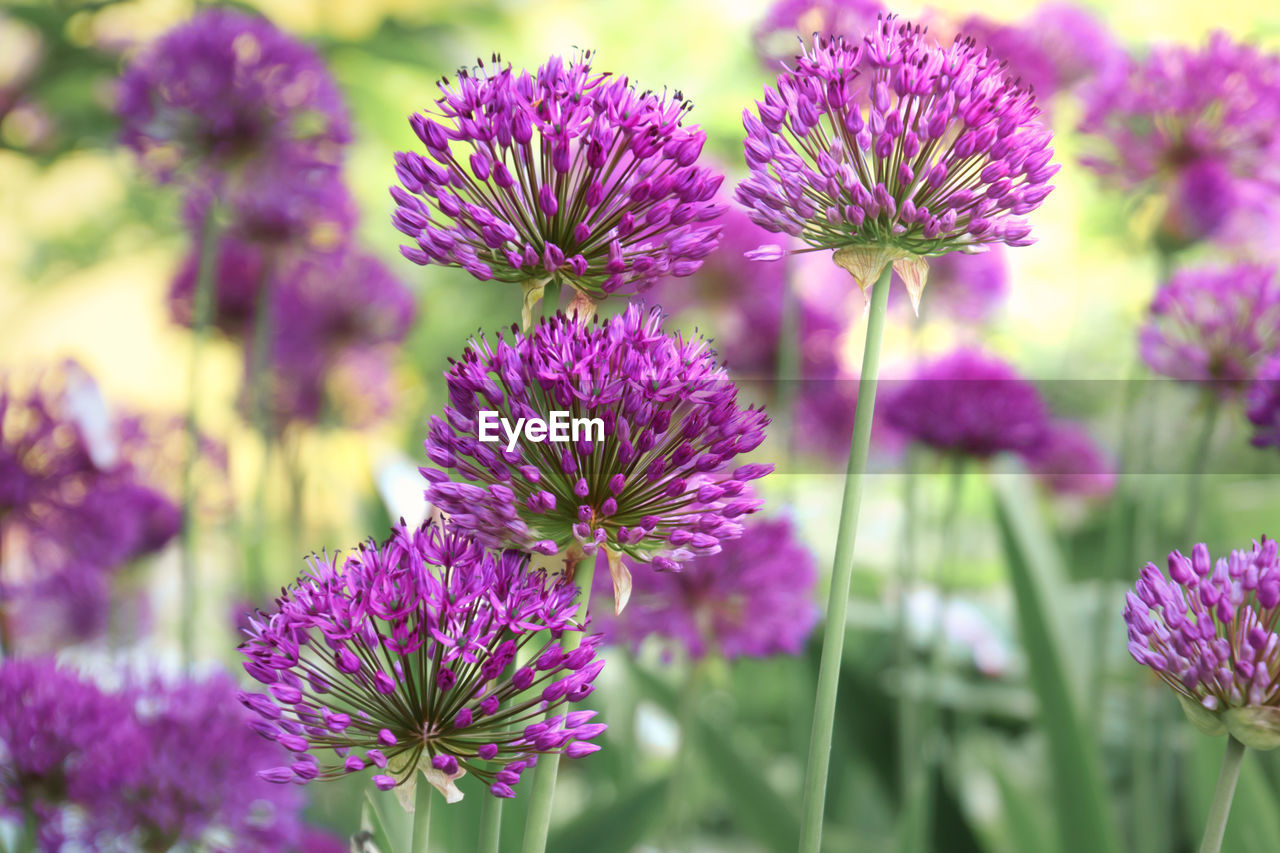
[422,306,771,610]
[737,15,1056,297]
[117,9,349,182]
[753,0,886,67]
[239,521,607,801]
[1079,32,1280,245]
[956,4,1120,101]
[1125,538,1280,748]
[1139,264,1280,395]
[87,673,305,851]
[590,517,819,660]
[1024,420,1116,499]
[1246,355,1280,450]
[881,348,1049,457]
[391,52,724,308]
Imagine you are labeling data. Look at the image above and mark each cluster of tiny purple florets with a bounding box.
[1125,540,1280,724]
[239,521,606,800]
[422,305,771,571]
[392,52,724,300]
[738,16,1056,259]
[1139,264,1280,395]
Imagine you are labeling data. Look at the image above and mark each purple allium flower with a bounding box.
[87,673,305,850]
[1139,264,1280,395]
[1023,421,1116,499]
[753,0,886,68]
[1125,538,1280,748]
[955,5,1119,102]
[737,15,1056,301]
[886,244,1008,322]
[1246,355,1280,450]
[590,517,819,660]
[1079,32,1280,240]
[117,9,349,181]
[0,658,132,822]
[391,52,725,315]
[184,166,359,252]
[881,348,1049,457]
[422,305,772,610]
[239,521,607,802]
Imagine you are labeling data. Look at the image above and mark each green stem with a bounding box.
[246,254,276,603]
[477,792,503,853]
[411,776,433,853]
[521,553,597,853]
[178,208,220,671]
[798,263,893,853]
[1183,395,1221,535]
[1198,736,1245,853]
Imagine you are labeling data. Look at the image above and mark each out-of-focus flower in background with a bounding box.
[1139,264,1280,396]
[239,521,607,801]
[752,0,886,67]
[591,515,819,661]
[392,52,725,320]
[1024,420,1117,499]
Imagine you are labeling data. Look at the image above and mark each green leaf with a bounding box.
[547,777,668,852]
[360,790,396,853]
[992,470,1123,853]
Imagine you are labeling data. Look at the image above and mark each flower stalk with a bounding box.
[1199,736,1245,853]
[798,262,892,852]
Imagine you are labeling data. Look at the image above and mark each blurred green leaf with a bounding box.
[360,790,396,853]
[548,777,668,853]
[992,470,1124,853]
[989,755,1060,853]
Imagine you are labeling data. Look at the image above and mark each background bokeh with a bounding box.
[5,0,1280,850]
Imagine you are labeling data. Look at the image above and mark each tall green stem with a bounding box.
[411,776,433,853]
[477,792,503,853]
[798,264,892,853]
[1198,736,1245,853]
[178,209,220,670]
[522,554,597,853]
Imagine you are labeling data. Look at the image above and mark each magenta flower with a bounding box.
[239,521,606,802]
[881,348,1049,458]
[1079,32,1280,245]
[1024,421,1116,499]
[422,306,771,610]
[391,52,724,316]
[737,15,1056,301]
[1246,355,1280,450]
[117,9,349,181]
[1139,264,1280,395]
[590,517,819,660]
[1125,538,1280,748]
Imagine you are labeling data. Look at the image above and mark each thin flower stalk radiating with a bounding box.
[391,52,725,324]
[737,17,1055,852]
[239,521,606,804]
[422,305,771,612]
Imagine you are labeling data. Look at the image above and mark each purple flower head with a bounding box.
[956,5,1119,102]
[98,673,304,850]
[753,0,886,68]
[886,244,1008,322]
[590,517,819,660]
[239,521,607,802]
[1125,538,1280,749]
[118,9,349,181]
[1024,420,1116,499]
[392,52,725,312]
[737,15,1056,300]
[1247,355,1280,450]
[882,348,1049,458]
[0,658,132,818]
[422,305,772,611]
[1139,264,1280,396]
[1079,32,1280,239]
